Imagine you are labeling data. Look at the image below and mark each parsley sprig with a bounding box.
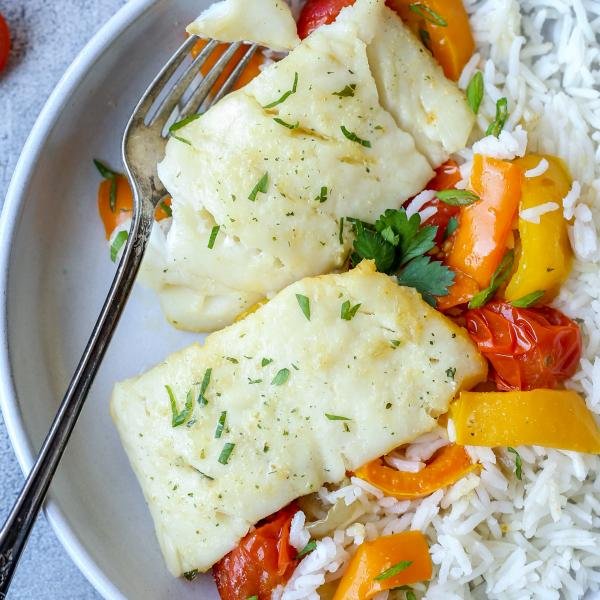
[350,208,454,306]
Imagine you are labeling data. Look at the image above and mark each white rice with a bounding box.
[277,1,600,598]
[520,201,560,223]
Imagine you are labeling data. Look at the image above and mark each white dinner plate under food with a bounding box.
[0,0,219,597]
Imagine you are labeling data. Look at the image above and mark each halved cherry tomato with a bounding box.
[0,13,10,73]
[191,38,264,91]
[297,0,355,39]
[213,504,299,600]
[465,302,582,391]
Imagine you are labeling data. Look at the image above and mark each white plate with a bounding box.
[0,1,218,598]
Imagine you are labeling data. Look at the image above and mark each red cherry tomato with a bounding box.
[0,13,10,73]
[297,0,355,39]
[465,302,582,391]
[212,504,299,600]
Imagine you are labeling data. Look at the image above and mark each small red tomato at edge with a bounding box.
[297,0,356,39]
[0,12,10,73]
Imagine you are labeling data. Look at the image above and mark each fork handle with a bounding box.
[0,209,153,599]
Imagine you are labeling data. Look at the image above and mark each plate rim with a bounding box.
[0,1,162,598]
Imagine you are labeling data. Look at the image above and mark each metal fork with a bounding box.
[0,35,259,598]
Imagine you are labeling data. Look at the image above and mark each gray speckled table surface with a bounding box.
[0,2,125,598]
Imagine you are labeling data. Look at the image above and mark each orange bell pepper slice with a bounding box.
[154,196,172,222]
[451,389,600,453]
[98,174,133,239]
[355,444,479,500]
[191,38,264,92]
[333,531,432,600]
[436,268,480,311]
[387,0,475,81]
[446,155,522,288]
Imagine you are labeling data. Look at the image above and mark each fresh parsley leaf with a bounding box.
[507,447,523,480]
[159,200,172,217]
[207,225,220,249]
[248,172,269,201]
[183,569,199,581]
[511,290,545,308]
[397,255,455,306]
[325,413,351,421]
[263,72,298,108]
[408,3,447,26]
[218,442,235,465]
[110,230,128,262]
[93,159,118,213]
[271,368,290,386]
[436,189,480,206]
[380,225,400,246]
[166,385,194,427]
[296,540,317,558]
[170,113,201,132]
[296,294,311,320]
[468,249,515,308]
[341,300,361,321]
[340,125,371,148]
[353,221,395,272]
[374,560,413,581]
[197,368,212,406]
[261,357,273,367]
[315,186,328,203]
[444,216,459,240]
[273,117,299,130]
[486,97,509,137]
[466,71,484,114]
[332,84,356,98]
[214,411,227,439]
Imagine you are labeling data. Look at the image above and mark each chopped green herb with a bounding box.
[446,366,456,379]
[247,596,259,600]
[332,84,356,98]
[218,443,235,465]
[511,290,545,308]
[159,200,172,217]
[466,71,484,114]
[406,591,417,600]
[315,186,328,203]
[486,97,509,137]
[273,117,299,130]
[339,217,345,244]
[419,28,431,49]
[397,255,455,307]
[166,385,194,427]
[341,125,371,148]
[436,189,480,206]
[263,72,298,109]
[444,216,459,240]
[261,357,273,367]
[507,447,523,480]
[207,225,220,249]
[341,300,361,321]
[391,340,401,348]
[408,3,447,26]
[297,540,317,558]
[214,411,227,439]
[191,466,214,481]
[110,230,128,262]
[296,294,311,321]
[468,249,515,308]
[374,560,413,581]
[197,368,212,406]
[226,357,239,364]
[183,569,199,581]
[325,413,351,421]
[271,368,290,386]
[248,377,263,384]
[93,159,118,212]
[248,172,269,201]
[170,113,201,132]
[171,134,192,145]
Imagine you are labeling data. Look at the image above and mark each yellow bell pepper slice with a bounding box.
[332,531,432,600]
[504,154,573,303]
[451,389,600,453]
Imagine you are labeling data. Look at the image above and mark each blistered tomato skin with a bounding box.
[212,504,298,600]
[297,0,355,39]
[465,302,582,391]
[0,13,10,73]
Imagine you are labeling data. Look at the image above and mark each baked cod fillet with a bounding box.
[111,262,486,576]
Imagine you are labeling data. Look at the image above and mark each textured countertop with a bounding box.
[0,1,124,598]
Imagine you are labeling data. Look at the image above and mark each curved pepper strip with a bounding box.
[504,154,573,303]
[451,390,600,453]
[332,531,432,600]
[355,444,479,500]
